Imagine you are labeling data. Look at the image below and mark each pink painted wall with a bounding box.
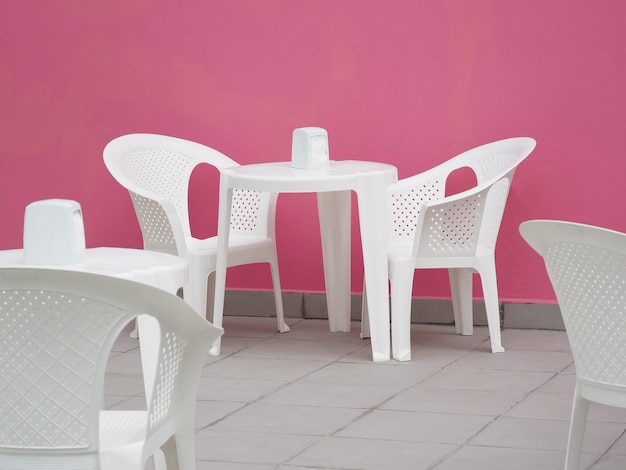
[1,1,625,304]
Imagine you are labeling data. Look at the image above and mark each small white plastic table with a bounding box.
[212,160,398,362]
[0,246,188,400]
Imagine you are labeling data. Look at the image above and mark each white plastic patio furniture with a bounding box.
[212,160,398,360]
[362,137,536,361]
[103,133,288,333]
[0,267,223,470]
[520,220,626,469]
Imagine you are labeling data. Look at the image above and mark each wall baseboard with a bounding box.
[218,290,564,331]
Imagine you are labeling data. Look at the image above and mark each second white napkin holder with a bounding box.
[23,199,86,265]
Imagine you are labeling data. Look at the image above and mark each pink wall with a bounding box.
[2,1,625,303]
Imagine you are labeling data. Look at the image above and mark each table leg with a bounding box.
[210,181,233,356]
[356,172,392,362]
[317,191,352,332]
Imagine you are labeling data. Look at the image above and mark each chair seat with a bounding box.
[387,238,494,265]
[186,234,275,253]
[100,411,147,455]
[387,240,413,260]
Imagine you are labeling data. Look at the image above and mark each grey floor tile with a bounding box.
[105,394,142,409]
[197,462,276,470]
[289,436,456,470]
[470,416,625,455]
[212,402,365,436]
[278,467,341,470]
[537,372,577,394]
[432,446,570,470]
[451,348,573,373]
[202,356,327,381]
[301,361,439,387]
[194,399,246,430]
[500,328,573,352]
[382,386,526,416]
[339,343,387,363]
[214,335,268,356]
[420,366,554,393]
[106,347,144,374]
[272,319,365,343]
[222,316,291,338]
[391,343,475,367]
[505,391,575,421]
[259,380,405,409]
[195,429,319,465]
[233,337,367,361]
[107,395,147,410]
[507,390,626,426]
[110,324,141,352]
[336,409,493,444]
[606,431,626,454]
[104,372,145,397]
[195,375,286,402]
[593,454,626,469]
[410,324,491,348]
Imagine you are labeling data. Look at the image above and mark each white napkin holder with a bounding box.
[291,127,330,170]
[23,199,86,265]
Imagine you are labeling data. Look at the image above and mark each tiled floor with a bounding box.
[106,317,626,470]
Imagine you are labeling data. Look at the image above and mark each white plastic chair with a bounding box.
[362,137,536,361]
[520,220,626,469]
[0,267,223,470]
[103,133,288,334]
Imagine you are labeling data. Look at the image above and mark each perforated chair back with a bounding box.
[520,220,626,469]
[0,267,222,469]
[103,133,275,257]
[387,136,536,258]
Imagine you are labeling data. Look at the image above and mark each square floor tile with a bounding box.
[260,380,406,409]
[383,386,527,416]
[337,409,493,444]
[420,366,554,393]
[470,416,625,455]
[195,429,319,465]
[203,356,327,381]
[212,402,364,436]
[432,446,572,470]
[290,436,455,470]
[233,337,365,361]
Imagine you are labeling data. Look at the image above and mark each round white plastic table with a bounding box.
[212,160,398,362]
[0,247,188,401]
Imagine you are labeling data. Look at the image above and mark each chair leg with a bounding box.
[206,271,216,323]
[184,257,209,319]
[269,259,290,332]
[478,262,504,353]
[152,448,169,470]
[449,268,473,336]
[160,435,181,470]
[565,385,590,470]
[360,278,370,339]
[390,261,415,361]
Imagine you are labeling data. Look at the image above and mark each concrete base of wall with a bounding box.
[220,290,564,331]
